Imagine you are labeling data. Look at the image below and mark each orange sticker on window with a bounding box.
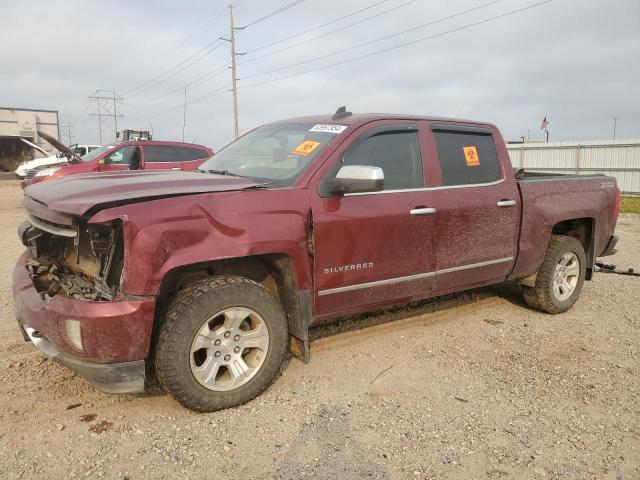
[463,146,480,166]
[292,141,321,156]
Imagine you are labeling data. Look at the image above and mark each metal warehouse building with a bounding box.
[507,139,640,195]
[0,107,59,173]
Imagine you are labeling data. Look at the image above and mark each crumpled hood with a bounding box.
[24,170,262,217]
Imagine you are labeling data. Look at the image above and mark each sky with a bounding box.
[1,0,639,150]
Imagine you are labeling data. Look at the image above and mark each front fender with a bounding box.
[89,189,313,296]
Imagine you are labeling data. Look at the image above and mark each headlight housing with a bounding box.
[35,166,61,177]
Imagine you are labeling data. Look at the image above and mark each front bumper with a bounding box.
[22,325,145,394]
[12,252,156,394]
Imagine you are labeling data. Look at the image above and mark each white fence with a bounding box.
[506,139,640,195]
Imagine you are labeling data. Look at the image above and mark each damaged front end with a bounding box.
[19,216,124,301]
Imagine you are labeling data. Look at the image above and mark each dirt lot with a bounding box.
[0,180,638,479]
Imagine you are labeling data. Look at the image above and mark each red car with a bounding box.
[22,132,213,187]
[13,109,620,412]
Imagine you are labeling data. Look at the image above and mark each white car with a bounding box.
[15,139,100,179]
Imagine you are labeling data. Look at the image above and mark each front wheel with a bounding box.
[155,275,289,412]
[522,234,586,314]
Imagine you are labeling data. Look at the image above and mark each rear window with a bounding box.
[144,146,181,163]
[180,147,208,161]
[433,130,502,186]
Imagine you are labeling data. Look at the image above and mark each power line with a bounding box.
[125,62,229,108]
[239,0,305,29]
[240,0,422,66]
[239,0,553,90]
[127,84,230,119]
[126,0,393,113]
[129,0,551,121]
[172,6,229,50]
[124,39,225,97]
[241,0,504,80]
[243,0,390,55]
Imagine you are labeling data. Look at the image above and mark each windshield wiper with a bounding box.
[202,168,246,178]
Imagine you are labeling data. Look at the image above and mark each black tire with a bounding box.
[522,234,586,314]
[155,275,288,412]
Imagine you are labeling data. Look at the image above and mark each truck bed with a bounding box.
[511,171,619,281]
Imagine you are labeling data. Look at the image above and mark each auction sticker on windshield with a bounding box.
[309,124,347,134]
[292,141,321,156]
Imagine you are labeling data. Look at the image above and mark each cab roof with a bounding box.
[272,112,497,130]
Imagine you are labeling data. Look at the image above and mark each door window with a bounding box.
[433,130,502,186]
[105,146,137,165]
[144,146,181,163]
[329,129,423,192]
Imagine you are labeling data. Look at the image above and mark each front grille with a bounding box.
[25,168,38,179]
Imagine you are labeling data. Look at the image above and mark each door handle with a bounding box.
[497,200,517,207]
[410,207,437,215]
[171,167,181,170]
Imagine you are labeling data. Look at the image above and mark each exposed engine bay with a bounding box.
[19,217,123,301]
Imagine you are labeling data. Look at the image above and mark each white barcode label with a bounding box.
[309,124,347,134]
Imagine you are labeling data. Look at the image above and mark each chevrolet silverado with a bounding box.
[12,109,620,412]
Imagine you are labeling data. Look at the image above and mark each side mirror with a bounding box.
[98,157,106,165]
[329,165,384,195]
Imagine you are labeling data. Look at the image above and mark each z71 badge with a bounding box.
[324,262,374,274]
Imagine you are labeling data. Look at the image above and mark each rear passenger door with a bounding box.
[142,145,183,171]
[426,125,520,291]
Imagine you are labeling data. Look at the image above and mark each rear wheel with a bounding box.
[155,275,288,412]
[522,234,586,314]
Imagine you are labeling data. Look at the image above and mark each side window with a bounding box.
[341,130,423,190]
[180,147,208,162]
[105,146,136,165]
[144,146,181,163]
[433,131,502,186]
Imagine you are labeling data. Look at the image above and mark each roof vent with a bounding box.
[332,106,352,120]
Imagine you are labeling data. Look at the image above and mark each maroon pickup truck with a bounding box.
[12,109,620,412]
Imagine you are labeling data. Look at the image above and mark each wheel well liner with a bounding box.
[551,217,595,280]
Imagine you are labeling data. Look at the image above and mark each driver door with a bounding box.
[310,122,437,316]
[99,145,140,172]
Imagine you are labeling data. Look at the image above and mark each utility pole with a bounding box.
[89,90,123,144]
[229,4,240,139]
[182,85,187,142]
[220,4,243,139]
[59,122,74,145]
[613,117,619,140]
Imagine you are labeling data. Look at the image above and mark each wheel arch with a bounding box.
[154,253,311,362]
[551,217,596,280]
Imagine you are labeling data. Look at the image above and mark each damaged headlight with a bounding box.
[22,217,125,301]
[35,166,61,177]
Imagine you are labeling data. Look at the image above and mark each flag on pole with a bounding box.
[540,114,550,131]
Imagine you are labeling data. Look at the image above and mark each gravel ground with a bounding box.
[0,180,638,479]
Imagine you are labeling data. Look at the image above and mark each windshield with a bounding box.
[197,123,345,185]
[80,145,115,162]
